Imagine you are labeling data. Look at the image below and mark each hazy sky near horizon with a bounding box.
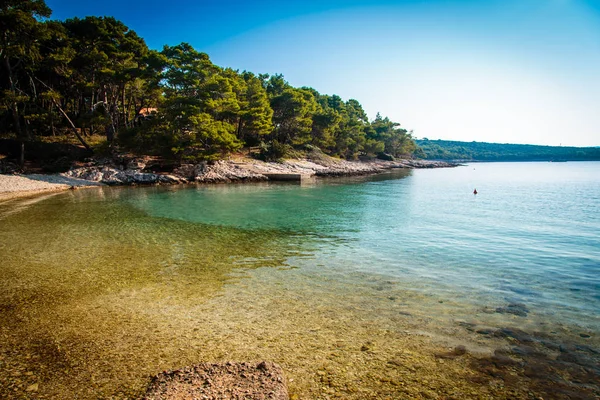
[46,0,600,146]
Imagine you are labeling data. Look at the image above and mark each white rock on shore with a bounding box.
[1,157,457,200]
[64,166,185,185]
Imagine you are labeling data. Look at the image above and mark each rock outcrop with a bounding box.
[174,161,267,183]
[61,156,458,186]
[64,166,185,185]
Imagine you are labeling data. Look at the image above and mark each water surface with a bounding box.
[1,162,598,399]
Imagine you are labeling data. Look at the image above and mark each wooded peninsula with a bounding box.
[416,140,600,162]
[1,1,417,170]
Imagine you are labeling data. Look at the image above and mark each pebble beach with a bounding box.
[0,174,103,201]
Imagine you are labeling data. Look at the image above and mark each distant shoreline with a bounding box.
[416,139,600,162]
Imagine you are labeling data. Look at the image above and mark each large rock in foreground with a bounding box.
[143,361,289,400]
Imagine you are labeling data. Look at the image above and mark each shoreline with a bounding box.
[1,157,458,201]
[0,174,104,202]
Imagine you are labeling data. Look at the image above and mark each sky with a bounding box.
[45,0,600,147]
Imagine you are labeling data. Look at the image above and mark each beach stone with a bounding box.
[143,361,289,400]
[361,342,375,352]
[434,345,468,359]
[25,383,38,392]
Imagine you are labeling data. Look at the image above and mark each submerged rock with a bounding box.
[434,345,468,359]
[469,326,600,400]
[495,303,529,317]
[492,328,534,343]
[143,361,289,400]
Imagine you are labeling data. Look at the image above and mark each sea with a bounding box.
[1,161,598,398]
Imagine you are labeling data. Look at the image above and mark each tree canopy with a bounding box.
[0,0,417,163]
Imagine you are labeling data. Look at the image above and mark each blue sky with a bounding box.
[46,0,600,146]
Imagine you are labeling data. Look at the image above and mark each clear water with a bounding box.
[1,162,599,399]
[132,162,600,331]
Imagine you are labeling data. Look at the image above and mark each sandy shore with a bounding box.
[0,174,103,201]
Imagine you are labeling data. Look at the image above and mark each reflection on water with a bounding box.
[0,164,599,399]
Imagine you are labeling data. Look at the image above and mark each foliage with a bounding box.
[0,0,417,163]
[257,140,292,161]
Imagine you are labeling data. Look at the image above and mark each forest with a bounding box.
[0,0,416,167]
[416,139,600,162]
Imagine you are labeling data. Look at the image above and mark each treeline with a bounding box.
[1,0,416,164]
[416,140,600,161]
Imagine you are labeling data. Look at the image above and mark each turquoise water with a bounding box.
[1,161,599,398]
[132,162,600,332]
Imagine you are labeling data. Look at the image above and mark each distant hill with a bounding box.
[415,140,600,162]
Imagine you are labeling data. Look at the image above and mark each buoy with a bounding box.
[473,189,478,195]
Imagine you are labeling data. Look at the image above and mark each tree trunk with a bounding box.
[19,141,25,168]
[52,98,92,152]
[121,86,127,128]
[4,57,26,165]
[237,117,244,138]
[106,123,114,142]
[50,103,56,136]
[4,58,21,133]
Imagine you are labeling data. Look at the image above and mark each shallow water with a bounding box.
[0,162,599,399]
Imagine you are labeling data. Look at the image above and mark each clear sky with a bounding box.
[46,0,600,146]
